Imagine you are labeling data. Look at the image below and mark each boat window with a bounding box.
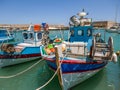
[78,30,84,36]
[87,29,92,36]
[70,30,74,36]
[23,33,28,39]
[29,33,34,40]
[37,33,42,39]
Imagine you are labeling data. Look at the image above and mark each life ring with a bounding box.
[108,37,113,52]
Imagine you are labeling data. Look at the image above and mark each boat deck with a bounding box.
[62,42,111,61]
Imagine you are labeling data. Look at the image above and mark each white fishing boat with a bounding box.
[0,23,49,68]
[106,25,120,33]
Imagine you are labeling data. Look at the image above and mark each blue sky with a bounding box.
[0,0,120,25]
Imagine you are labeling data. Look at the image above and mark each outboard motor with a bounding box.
[70,15,80,26]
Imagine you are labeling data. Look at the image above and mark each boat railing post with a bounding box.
[55,46,63,90]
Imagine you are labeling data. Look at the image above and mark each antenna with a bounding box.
[82,9,85,12]
[115,5,118,24]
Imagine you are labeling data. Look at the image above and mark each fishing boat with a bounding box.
[106,25,120,33]
[0,23,49,68]
[0,29,14,43]
[40,10,117,90]
[117,27,120,34]
[106,6,120,34]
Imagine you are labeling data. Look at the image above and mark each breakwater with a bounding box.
[0,24,69,30]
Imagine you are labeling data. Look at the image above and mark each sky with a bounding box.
[0,0,120,25]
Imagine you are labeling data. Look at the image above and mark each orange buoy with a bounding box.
[50,48,55,52]
[34,24,41,32]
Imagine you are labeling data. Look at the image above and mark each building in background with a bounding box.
[0,24,69,30]
[92,21,117,29]
[0,21,119,30]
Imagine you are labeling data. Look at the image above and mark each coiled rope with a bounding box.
[0,59,43,79]
[36,54,67,90]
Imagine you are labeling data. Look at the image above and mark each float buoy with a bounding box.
[111,52,117,63]
[116,50,120,56]
[34,24,41,32]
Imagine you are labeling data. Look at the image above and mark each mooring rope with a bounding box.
[36,53,67,90]
[0,59,43,79]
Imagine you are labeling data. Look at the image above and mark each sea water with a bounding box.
[0,29,120,90]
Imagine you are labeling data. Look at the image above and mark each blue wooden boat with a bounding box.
[40,10,117,90]
[0,29,14,43]
[0,24,49,68]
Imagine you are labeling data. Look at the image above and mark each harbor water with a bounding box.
[0,29,120,90]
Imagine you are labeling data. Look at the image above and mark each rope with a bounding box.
[0,59,43,79]
[36,54,67,90]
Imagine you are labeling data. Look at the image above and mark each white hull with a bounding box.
[61,68,102,90]
[0,56,41,68]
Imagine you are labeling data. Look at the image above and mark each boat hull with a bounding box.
[61,68,102,90]
[0,53,41,68]
[44,56,107,90]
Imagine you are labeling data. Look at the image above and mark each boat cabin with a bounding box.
[65,10,94,55]
[69,10,93,43]
[69,26,93,42]
[22,24,45,46]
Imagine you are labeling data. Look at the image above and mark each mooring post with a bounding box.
[55,46,63,90]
